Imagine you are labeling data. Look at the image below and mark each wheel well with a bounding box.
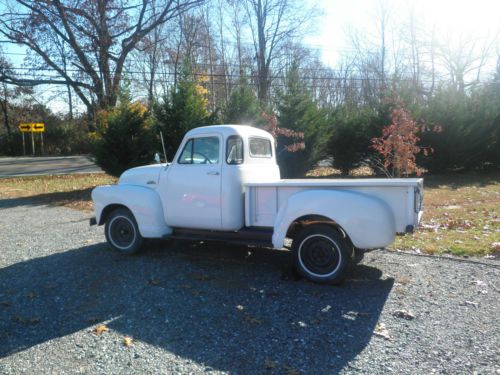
[98,204,128,225]
[286,215,348,240]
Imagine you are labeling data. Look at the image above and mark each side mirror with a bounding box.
[154,152,161,164]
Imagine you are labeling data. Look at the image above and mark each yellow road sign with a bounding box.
[18,123,45,132]
[19,123,32,132]
[32,123,45,132]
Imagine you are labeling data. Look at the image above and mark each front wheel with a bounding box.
[292,224,352,284]
[105,208,143,254]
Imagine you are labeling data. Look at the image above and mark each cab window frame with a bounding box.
[226,135,244,165]
[248,136,273,158]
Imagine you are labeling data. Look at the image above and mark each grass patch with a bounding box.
[0,170,498,256]
[390,171,499,257]
[0,173,116,211]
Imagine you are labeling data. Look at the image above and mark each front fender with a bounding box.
[272,189,396,249]
[92,184,172,238]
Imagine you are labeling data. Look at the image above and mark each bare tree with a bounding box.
[244,0,316,104]
[0,0,205,119]
[437,34,495,94]
[0,54,15,135]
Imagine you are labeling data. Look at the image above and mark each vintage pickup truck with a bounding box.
[91,125,423,284]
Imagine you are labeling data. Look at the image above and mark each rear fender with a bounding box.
[272,189,396,249]
[92,184,171,238]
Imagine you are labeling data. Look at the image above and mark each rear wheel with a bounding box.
[105,208,143,254]
[292,224,352,284]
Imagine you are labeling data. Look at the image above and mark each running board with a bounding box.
[165,227,274,247]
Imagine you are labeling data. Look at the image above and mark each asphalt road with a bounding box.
[0,156,103,178]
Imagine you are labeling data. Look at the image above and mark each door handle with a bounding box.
[207,171,220,175]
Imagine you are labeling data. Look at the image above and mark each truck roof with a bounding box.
[185,124,273,139]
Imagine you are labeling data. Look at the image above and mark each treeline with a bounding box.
[0,0,499,176]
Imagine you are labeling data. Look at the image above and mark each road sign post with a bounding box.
[21,132,26,156]
[31,131,35,156]
[18,123,45,156]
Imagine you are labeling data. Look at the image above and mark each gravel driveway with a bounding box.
[0,198,499,374]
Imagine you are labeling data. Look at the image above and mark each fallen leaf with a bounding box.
[357,312,371,317]
[264,358,276,370]
[394,286,405,295]
[392,310,415,320]
[93,324,109,335]
[321,305,332,313]
[192,274,210,281]
[44,282,58,289]
[283,364,301,375]
[13,316,40,325]
[244,315,263,325]
[398,276,411,285]
[236,305,244,311]
[26,292,37,299]
[149,279,161,286]
[374,323,392,340]
[123,336,133,347]
[462,300,479,307]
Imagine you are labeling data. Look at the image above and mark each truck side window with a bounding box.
[179,139,194,164]
[226,136,243,164]
[249,137,272,158]
[178,137,219,164]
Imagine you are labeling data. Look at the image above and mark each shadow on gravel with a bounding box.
[0,190,93,210]
[0,241,393,373]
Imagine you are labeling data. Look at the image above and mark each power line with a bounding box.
[5,68,493,87]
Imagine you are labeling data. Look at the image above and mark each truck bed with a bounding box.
[245,178,423,233]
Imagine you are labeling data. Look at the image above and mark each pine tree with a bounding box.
[224,78,261,125]
[153,62,216,159]
[92,99,156,177]
[276,62,327,177]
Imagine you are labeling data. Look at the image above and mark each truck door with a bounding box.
[162,134,222,230]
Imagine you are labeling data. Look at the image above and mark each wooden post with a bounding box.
[40,132,44,155]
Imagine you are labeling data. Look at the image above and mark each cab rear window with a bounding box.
[249,137,272,158]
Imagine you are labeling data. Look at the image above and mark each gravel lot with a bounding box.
[0,197,499,374]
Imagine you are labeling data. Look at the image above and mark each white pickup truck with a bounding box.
[91,125,423,284]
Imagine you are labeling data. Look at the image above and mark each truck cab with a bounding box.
[159,125,280,231]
